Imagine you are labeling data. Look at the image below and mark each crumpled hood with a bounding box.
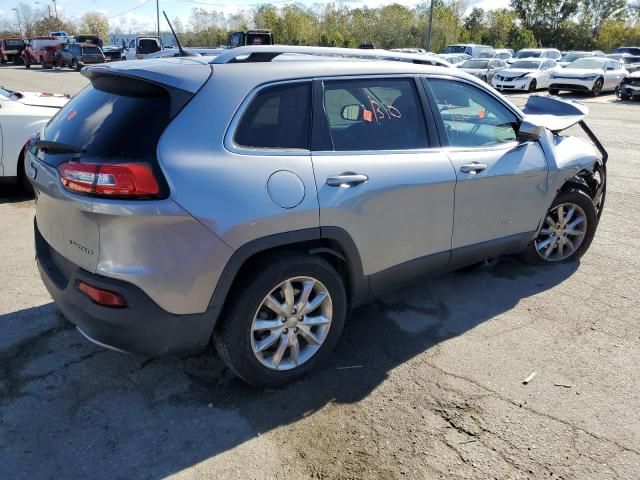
[521,95,588,133]
[15,91,70,108]
[499,68,535,78]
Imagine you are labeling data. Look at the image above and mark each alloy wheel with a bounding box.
[535,203,587,262]
[250,276,333,371]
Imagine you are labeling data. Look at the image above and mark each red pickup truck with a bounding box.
[0,37,26,64]
[21,37,64,69]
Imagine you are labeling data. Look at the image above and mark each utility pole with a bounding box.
[156,0,160,38]
[427,0,434,52]
[52,0,59,30]
[12,8,22,36]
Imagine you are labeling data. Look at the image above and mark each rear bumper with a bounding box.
[35,220,219,356]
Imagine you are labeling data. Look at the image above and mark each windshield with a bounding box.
[516,50,541,58]
[509,61,541,70]
[461,60,489,69]
[0,87,13,99]
[568,58,607,69]
[561,52,589,62]
[5,39,25,46]
[442,45,467,54]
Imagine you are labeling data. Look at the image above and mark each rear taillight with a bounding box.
[78,282,127,307]
[59,161,160,197]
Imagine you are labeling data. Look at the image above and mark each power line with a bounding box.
[107,0,153,19]
[176,0,291,7]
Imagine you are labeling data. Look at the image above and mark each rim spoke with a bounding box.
[556,205,564,225]
[282,280,295,315]
[264,295,286,317]
[540,228,554,234]
[289,333,300,366]
[564,236,576,252]
[537,237,554,250]
[563,206,576,226]
[271,332,289,368]
[543,242,555,258]
[567,216,586,230]
[557,237,564,257]
[298,324,321,346]
[253,319,284,331]
[301,315,331,327]
[256,331,282,353]
[564,229,584,236]
[545,215,555,226]
[302,292,328,315]
[296,279,315,313]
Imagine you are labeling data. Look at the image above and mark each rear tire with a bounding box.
[528,79,537,92]
[214,252,347,387]
[519,188,597,265]
[549,88,559,95]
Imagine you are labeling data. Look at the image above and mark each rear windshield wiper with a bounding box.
[33,140,85,154]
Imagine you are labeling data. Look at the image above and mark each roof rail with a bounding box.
[210,45,450,67]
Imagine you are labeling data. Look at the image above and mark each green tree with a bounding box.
[80,12,109,43]
[464,7,486,43]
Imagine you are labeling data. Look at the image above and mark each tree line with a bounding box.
[1,1,639,52]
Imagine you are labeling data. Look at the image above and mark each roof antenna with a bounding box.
[163,11,193,57]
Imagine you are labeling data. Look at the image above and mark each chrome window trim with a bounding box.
[224,78,314,157]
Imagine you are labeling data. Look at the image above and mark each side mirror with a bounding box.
[517,119,543,141]
[341,104,364,121]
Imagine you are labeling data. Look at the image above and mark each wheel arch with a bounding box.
[208,227,368,313]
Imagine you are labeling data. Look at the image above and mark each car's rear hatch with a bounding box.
[29,58,212,272]
[80,46,104,63]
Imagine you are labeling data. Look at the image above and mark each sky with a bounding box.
[0,0,510,33]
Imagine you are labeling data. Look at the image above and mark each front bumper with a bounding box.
[492,77,532,91]
[35,220,219,356]
[548,78,595,92]
[621,84,640,98]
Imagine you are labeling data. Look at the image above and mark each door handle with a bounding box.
[326,173,369,187]
[460,163,488,174]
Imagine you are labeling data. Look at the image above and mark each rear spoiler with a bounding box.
[522,95,608,164]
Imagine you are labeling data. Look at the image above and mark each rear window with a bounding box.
[82,46,101,55]
[234,82,311,150]
[42,81,170,161]
[138,39,160,54]
[5,39,24,46]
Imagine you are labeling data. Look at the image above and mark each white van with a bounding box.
[510,48,561,63]
[123,37,162,60]
[442,44,494,58]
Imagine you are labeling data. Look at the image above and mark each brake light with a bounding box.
[78,282,127,307]
[59,162,160,197]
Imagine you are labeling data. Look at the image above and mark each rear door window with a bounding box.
[321,78,429,151]
[234,82,311,150]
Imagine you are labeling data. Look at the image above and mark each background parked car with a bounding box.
[436,53,470,66]
[122,36,162,60]
[144,47,225,59]
[457,58,508,83]
[510,48,561,63]
[0,38,26,64]
[558,50,605,67]
[441,43,494,57]
[607,53,640,73]
[549,57,627,96]
[492,59,559,92]
[21,37,64,69]
[618,71,640,100]
[57,43,105,71]
[101,45,124,62]
[0,86,68,191]
[609,46,640,56]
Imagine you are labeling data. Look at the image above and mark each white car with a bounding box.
[144,48,224,59]
[558,50,605,67]
[436,53,470,66]
[491,59,560,92]
[548,57,628,96]
[509,48,561,64]
[0,87,69,190]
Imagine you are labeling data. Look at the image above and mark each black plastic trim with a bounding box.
[35,220,217,356]
[448,232,534,270]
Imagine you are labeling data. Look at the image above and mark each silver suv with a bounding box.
[28,46,607,387]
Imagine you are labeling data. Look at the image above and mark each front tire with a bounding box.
[591,78,603,97]
[528,79,537,92]
[214,252,347,387]
[549,88,559,95]
[519,189,597,265]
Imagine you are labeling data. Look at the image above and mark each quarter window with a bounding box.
[428,79,518,147]
[321,78,429,151]
[234,82,311,150]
